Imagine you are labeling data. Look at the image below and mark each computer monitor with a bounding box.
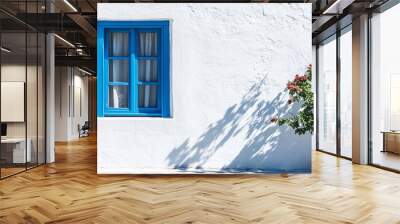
[1,123,7,137]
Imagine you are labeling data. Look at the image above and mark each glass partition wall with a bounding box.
[370,3,400,171]
[0,30,27,177]
[0,2,46,179]
[316,26,353,159]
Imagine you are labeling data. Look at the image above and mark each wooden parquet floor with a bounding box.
[1,135,400,224]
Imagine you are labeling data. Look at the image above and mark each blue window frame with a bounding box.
[97,21,170,117]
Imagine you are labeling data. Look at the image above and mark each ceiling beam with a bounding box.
[67,13,97,46]
[55,55,96,71]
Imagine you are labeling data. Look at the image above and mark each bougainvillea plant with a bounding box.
[271,65,314,135]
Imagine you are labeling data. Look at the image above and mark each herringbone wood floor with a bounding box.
[1,135,400,224]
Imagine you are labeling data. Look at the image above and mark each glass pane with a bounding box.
[138,60,157,82]
[109,86,128,109]
[1,32,27,178]
[109,60,129,82]
[340,29,352,158]
[109,32,129,56]
[317,36,337,155]
[391,76,400,114]
[139,85,157,108]
[138,32,158,56]
[371,4,400,171]
[27,32,38,168]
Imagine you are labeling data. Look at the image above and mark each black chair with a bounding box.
[78,121,90,138]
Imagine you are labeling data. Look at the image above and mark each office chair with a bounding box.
[79,121,90,138]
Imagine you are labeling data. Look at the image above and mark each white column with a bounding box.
[352,14,369,164]
[46,32,55,163]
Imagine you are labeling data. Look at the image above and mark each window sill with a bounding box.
[104,112,162,117]
[98,116,173,121]
[99,111,171,118]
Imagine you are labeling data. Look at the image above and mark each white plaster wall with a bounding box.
[98,3,312,173]
[55,67,89,141]
[55,67,69,141]
[71,73,89,138]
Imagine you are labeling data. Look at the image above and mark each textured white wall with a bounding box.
[55,67,89,141]
[97,3,312,173]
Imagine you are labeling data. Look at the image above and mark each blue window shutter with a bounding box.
[161,23,171,118]
[97,24,105,117]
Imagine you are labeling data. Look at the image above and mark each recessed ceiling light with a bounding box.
[63,0,78,12]
[323,0,355,15]
[78,67,93,76]
[1,47,11,53]
[54,34,75,48]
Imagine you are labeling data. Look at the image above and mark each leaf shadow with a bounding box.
[166,77,311,173]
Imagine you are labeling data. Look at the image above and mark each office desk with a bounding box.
[1,138,31,163]
[382,131,400,154]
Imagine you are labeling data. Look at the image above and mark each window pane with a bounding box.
[371,3,400,171]
[139,85,157,108]
[138,60,157,82]
[340,29,352,158]
[317,37,337,155]
[109,32,129,56]
[109,60,129,82]
[138,32,158,56]
[109,86,128,109]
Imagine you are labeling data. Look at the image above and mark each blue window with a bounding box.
[97,21,170,117]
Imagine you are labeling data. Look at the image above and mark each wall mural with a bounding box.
[97,3,312,174]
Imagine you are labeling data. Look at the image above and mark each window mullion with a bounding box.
[157,29,162,112]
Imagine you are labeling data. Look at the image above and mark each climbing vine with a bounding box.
[271,65,314,135]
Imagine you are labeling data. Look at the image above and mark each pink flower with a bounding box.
[287,81,297,90]
[294,74,308,83]
[287,81,301,92]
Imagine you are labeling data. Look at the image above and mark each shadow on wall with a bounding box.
[166,77,311,173]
